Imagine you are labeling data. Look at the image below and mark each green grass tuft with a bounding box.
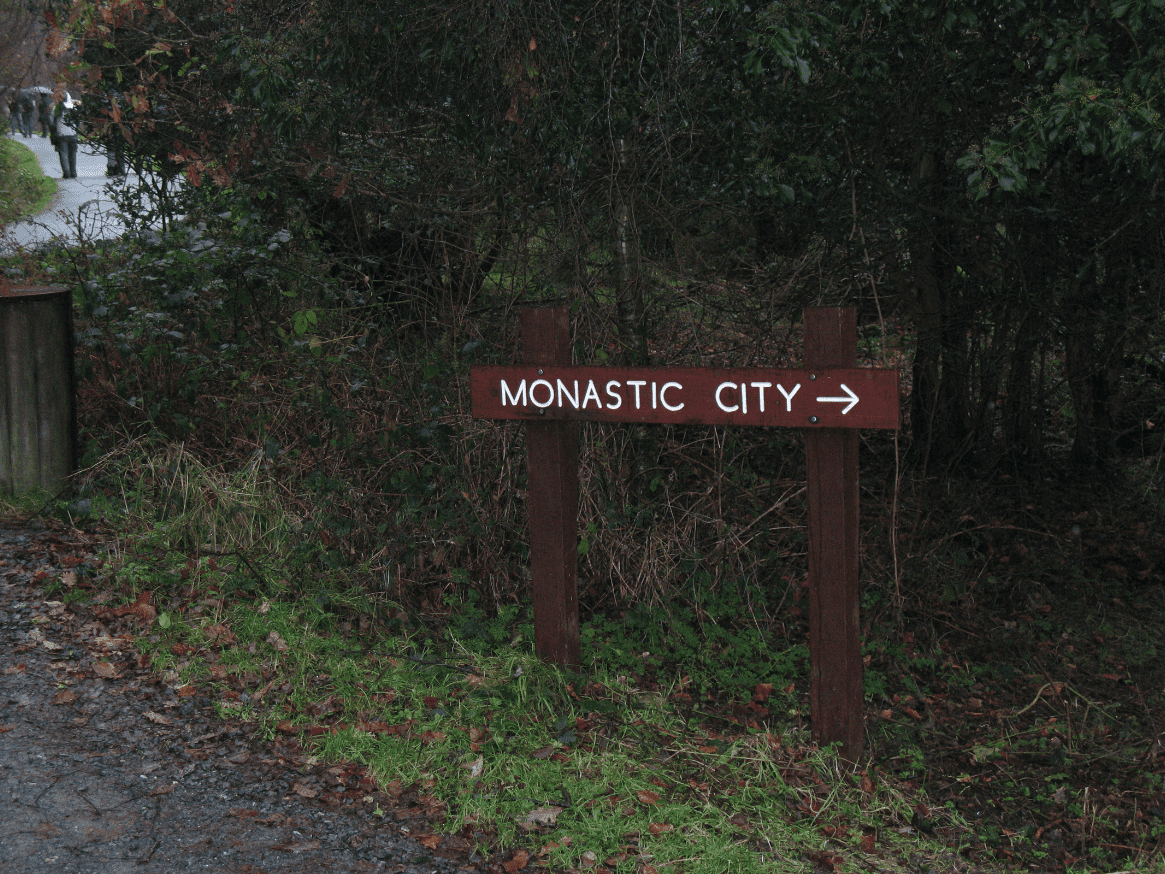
[0,136,56,224]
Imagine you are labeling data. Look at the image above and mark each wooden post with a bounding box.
[803,306,864,759]
[0,286,76,497]
[521,305,581,667]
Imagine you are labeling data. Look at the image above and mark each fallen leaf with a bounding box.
[143,711,171,725]
[4,664,26,675]
[52,689,78,705]
[635,789,661,805]
[149,782,175,796]
[92,635,130,652]
[521,806,563,827]
[176,684,198,697]
[205,623,237,644]
[41,639,63,652]
[504,849,530,872]
[417,835,442,850]
[60,570,77,587]
[464,754,484,779]
[292,782,319,799]
[126,591,157,624]
[753,682,773,702]
[280,840,321,853]
[648,823,673,835]
[267,630,289,652]
[92,662,119,679]
[0,726,13,734]
[860,831,877,853]
[531,746,556,760]
[251,678,276,701]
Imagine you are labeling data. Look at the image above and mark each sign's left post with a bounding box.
[520,305,581,667]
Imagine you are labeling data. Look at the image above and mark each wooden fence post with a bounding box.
[520,304,581,667]
[0,286,76,497]
[803,306,864,760]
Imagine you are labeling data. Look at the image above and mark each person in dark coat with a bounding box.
[1,89,12,135]
[36,92,52,137]
[52,92,80,178]
[16,89,35,137]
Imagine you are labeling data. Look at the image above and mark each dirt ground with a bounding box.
[0,519,493,874]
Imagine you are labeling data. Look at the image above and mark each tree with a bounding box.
[747,0,1165,470]
[66,0,1165,470]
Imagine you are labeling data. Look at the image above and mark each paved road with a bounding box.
[1,131,158,254]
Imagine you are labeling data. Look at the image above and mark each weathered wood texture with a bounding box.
[0,286,76,497]
[803,306,864,760]
[520,305,581,667]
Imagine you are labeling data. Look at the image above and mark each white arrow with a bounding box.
[816,383,859,414]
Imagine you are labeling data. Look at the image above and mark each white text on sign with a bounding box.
[469,365,901,430]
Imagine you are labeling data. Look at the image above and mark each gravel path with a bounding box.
[1,131,162,255]
[0,520,500,874]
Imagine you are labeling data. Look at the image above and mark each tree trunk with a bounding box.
[909,148,964,464]
[613,138,648,366]
[1064,269,1123,470]
[0,286,76,497]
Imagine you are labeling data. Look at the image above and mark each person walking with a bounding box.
[16,89,35,137]
[36,91,52,137]
[5,88,19,135]
[52,92,81,179]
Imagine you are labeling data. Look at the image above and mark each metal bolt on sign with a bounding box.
[471,305,899,760]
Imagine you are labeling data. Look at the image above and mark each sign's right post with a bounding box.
[803,306,864,760]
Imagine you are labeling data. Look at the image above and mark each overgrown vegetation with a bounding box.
[0,0,1162,871]
[1,196,1160,870]
[0,136,55,224]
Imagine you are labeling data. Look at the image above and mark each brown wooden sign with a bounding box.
[470,305,898,761]
[471,365,898,429]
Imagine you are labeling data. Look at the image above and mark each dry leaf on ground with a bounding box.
[520,806,563,828]
[92,661,119,679]
[502,849,529,873]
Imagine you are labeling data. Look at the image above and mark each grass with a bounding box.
[16,444,1003,874]
[0,135,56,224]
[4,196,1163,873]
